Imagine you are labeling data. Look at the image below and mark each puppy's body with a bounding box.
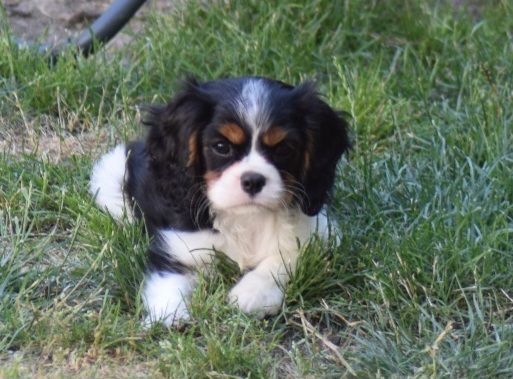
[90,77,350,326]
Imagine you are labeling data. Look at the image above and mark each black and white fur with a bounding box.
[90,77,350,326]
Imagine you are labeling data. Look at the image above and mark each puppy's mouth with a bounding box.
[214,200,279,214]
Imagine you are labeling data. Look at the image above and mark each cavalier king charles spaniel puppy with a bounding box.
[90,76,350,327]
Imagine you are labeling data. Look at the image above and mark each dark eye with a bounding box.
[273,142,295,158]
[211,140,233,157]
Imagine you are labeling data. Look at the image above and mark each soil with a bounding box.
[4,0,174,49]
[2,0,174,161]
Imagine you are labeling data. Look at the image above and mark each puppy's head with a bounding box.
[145,77,350,217]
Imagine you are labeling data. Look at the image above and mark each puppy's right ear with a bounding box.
[292,82,351,216]
[143,78,214,173]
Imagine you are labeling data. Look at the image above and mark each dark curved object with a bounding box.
[15,0,147,61]
[76,0,147,57]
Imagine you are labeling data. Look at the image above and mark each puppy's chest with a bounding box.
[213,209,312,270]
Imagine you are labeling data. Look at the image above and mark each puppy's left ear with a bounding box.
[294,83,351,216]
[143,78,214,174]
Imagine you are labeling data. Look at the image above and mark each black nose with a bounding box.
[241,172,266,196]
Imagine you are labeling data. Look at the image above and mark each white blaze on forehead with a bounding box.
[236,79,271,132]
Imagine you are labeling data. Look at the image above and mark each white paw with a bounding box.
[228,270,284,319]
[143,300,190,328]
[143,272,195,328]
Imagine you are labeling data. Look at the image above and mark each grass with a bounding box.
[1,0,513,377]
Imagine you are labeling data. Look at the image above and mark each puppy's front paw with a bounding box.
[143,299,190,328]
[143,272,194,328]
[228,271,284,319]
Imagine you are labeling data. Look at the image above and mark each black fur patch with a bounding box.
[147,236,190,274]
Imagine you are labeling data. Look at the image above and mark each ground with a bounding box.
[5,0,173,47]
[1,1,513,378]
[2,0,171,162]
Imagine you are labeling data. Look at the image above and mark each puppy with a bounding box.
[90,77,350,326]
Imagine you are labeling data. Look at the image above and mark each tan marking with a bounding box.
[187,131,199,167]
[261,127,288,147]
[304,150,311,173]
[204,170,221,185]
[303,129,314,177]
[218,123,246,145]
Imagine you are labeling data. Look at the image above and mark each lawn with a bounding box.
[1,0,513,378]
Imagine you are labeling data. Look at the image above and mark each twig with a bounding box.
[297,310,356,376]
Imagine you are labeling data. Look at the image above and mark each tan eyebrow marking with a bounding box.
[187,131,199,167]
[218,123,246,145]
[261,127,288,147]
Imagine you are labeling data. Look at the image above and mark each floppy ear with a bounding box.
[294,83,351,216]
[143,78,214,175]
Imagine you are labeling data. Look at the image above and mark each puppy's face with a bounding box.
[145,77,350,217]
[203,123,304,211]
[201,82,307,211]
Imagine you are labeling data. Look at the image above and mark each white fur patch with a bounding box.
[143,271,195,327]
[213,207,312,269]
[207,151,284,211]
[89,144,131,220]
[217,208,332,317]
[236,79,270,132]
[157,228,223,268]
[143,210,333,323]
[228,268,284,318]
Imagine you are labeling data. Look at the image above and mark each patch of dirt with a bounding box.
[1,351,165,379]
[452,0,487,19]
[4,0,175,50]
[2,1,173,159]
[0,129,107,162]
[0,115,113,162]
